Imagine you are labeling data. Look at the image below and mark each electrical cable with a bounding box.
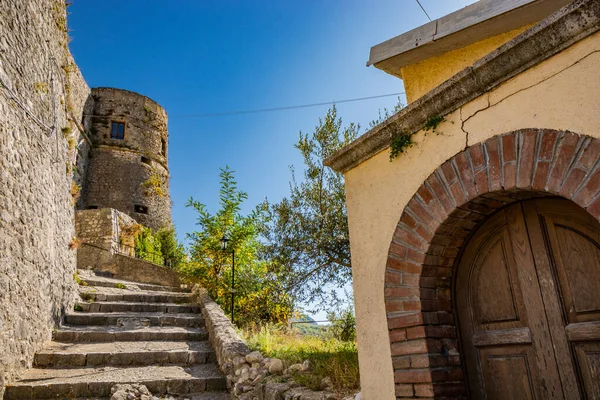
[415,0,432,21]
[83,92,405,120]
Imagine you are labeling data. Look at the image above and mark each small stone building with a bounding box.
[325,0,600,399]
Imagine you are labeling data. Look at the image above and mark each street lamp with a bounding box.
[219,235,235,324]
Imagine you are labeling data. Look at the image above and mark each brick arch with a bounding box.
[385,129,600,399]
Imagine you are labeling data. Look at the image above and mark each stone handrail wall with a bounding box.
[194,287,339,400]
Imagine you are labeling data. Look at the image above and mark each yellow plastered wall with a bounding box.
[347,31,600,400]
[400,25,532,103]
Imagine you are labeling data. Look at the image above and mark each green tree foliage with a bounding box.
[181,167,293,327]
[264,106,358,308]
[134,226,186,268]
[327,305,356,342]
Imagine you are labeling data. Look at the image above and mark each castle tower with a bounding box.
[82,87,171,230]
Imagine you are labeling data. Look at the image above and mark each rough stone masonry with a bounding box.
[0,0,172,394]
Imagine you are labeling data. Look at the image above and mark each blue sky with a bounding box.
[68,0,475,317]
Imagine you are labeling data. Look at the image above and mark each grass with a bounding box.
[241,325,359,392]
[115,283,127,289]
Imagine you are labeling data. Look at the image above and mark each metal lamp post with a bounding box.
[219,236,235,324]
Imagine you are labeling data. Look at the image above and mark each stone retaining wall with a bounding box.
[194,288,339,400]
[76,208,182,287]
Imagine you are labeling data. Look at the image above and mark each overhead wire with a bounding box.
[415,0,432,21]
[83,92,405,120]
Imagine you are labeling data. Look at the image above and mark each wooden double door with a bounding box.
[456,198,600,399]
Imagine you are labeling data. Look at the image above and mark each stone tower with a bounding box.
[82,87,171,230]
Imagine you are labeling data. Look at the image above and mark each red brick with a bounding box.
[394,369,433,383]
[408,198,438,231]
[412,354,462,369]
[425,325,456,339]
[386,286,421,298]
[417,184,435,205]
[468,143,485,171]
[414,224,434,242]
[559,168,586,198]
[421,300,452,312]
[431,383,467,396]
[485,137,502,191]
[578,138,600,170]
[388,312,423,329]
[402,300,422,311]
[400,212,418,229]
[442,246,460,258]
[385,270,402,285]
[440,161,458,184]
[389,243,407,259]
[420,277,437,289]
[502,134,516,162]
[386,300,405,312]
[503,162,517,190]
[420,288,437,299]
[414,383,434,397]
[449,182,467,207]
[388,257,422,274]
[586,195,600,220]
[437,311,455,324]
[532,161,550,191]
[407,248,426,263]
[390,329,408,343]
[406,326,427,339]
[474,169,489,195]
[518,129,537,188]
[394,229,428,252]
[422,312,439,324]
[402,273,420,287]
[427,174,455,213]
[548,133,580,193]
[395,383,414,397]
[539,130,559,159]
[575,168,600,206]
[431,368,464,382]
[391,339,429,356]
[455,152,477,199]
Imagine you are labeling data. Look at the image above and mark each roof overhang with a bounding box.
[368,0,573,77]
[326,0,600,173]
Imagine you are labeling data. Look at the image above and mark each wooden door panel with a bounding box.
[456,204,562,399]
[526,199,600,399]
[479,346,539,400]
[574,343,600,399]
[539,209,600,323]
[473,236,521,326]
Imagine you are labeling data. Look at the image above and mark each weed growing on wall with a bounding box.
[389,133,414,160]
[142,168,167,197]
[423,115,445,135]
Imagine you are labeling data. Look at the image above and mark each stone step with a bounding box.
[4,364,227,399]
[65,312,204,328]
[53,326,208,343]
[79,287,194,304]
[34,341,216,368]
[80,276,190,293]
[76,301,201,314]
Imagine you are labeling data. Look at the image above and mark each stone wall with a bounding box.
[76,209,182,288]
[195,288,338,400]
[83,87,171,230]
[0,0,91,391]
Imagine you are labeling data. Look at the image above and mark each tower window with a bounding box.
[110,122,125,140]
[87,206,98,210]
[141,156,152,166]
[161,138,167,156]
[134,204,148,214]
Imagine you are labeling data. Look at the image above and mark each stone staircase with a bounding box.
[4,272,229,399]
